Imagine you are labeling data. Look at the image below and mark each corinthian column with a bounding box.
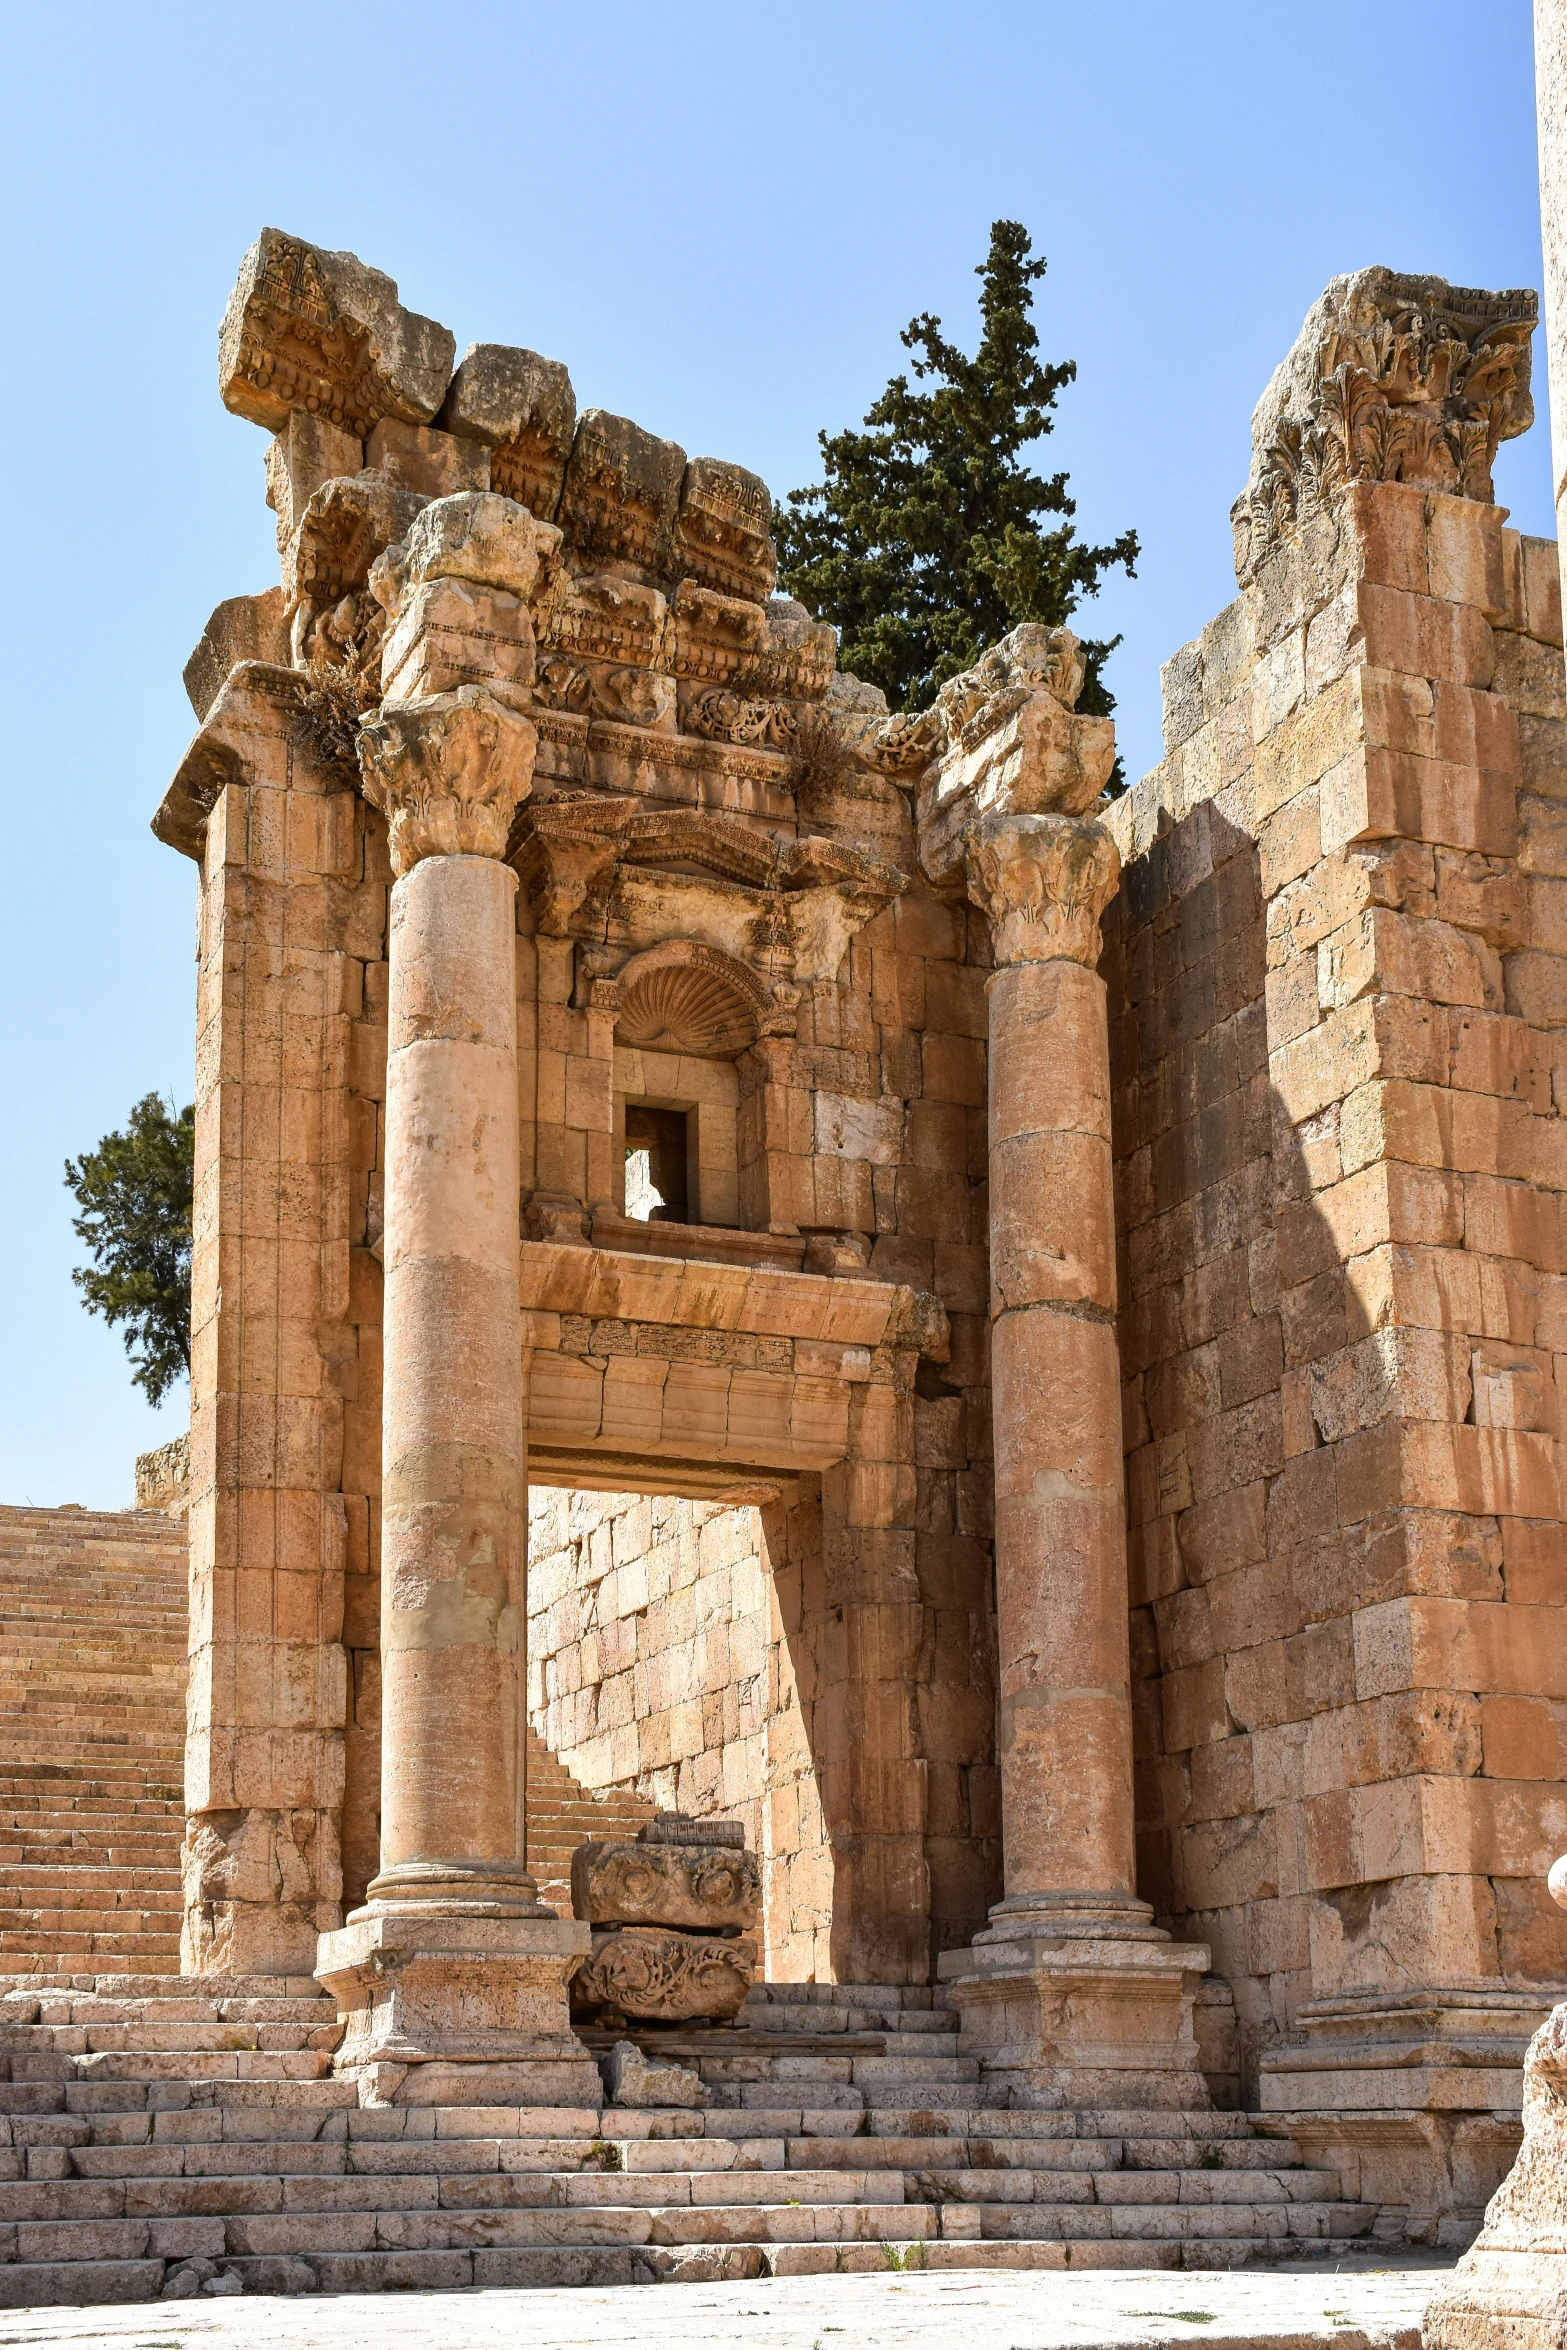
[315,494,596,2109]
[911,628,1209,2106]
[966,810,1137,1919]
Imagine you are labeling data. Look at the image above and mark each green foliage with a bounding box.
[64,1094,194,1406]
[775,219,1138,775]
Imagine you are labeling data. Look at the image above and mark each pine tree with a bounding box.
[65,1094,194,1406]
[776,221,1137,764]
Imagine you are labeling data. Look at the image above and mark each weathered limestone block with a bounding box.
[602,2038,710,2109]
[376,490,562,607]
[380,578,535,707]
[559,409,686,577]
[571,1833,761,1931]
[265,411,363,542]
[572,1926,757,2023]
[182,587,289,719]
[220,227,455,437]
[439,342,578,517]
[675,456,776,604]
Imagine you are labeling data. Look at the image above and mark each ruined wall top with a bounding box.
[1231,266,1537,584]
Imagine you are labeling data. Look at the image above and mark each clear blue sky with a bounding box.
[0,0,1550,1506]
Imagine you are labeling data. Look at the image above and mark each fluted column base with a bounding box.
[316,1907,597,2109]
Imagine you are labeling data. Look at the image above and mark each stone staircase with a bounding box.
[524,1732,654,1918]
[0,1975,1375,2305]
[0,1505,655,1975]
[0,1508,188,1979]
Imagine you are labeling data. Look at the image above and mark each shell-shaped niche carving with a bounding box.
[615,946,763,1059]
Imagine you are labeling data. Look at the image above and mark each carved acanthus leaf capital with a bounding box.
[357,685,536,874]
[964,812,1120,970]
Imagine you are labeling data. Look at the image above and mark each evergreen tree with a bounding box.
[776,221,1137,763]
[65,1094,194,1406]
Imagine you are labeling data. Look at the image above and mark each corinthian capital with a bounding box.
[357,685,537,874]
[965,812,1120,970]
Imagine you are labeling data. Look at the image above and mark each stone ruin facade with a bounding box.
[6,209,1567,2303]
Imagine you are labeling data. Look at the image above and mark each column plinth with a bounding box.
[316,675,595,2108]
[932,802,1209,2107]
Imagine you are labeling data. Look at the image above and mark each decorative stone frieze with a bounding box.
[439,342,578,518]
[571,1833,761,1932]
[571,1926,757,2023]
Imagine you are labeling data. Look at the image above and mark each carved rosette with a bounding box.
[964,812,1120,971]
[570,1927,757,2023]
[357,685,537,874]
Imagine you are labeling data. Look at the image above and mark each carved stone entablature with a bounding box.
[438,343,578,520]
[570,1835,761,1931]
[357,685,538,874]
[916,626,1116,885]
[155,661,344,859]
[569,1926,756,2023]
[1233,267,1538,582]
[679,683,802,751]
[558,410,686,578]
[219,229,455,440]
[674,457,777,604]
[510,797,905,987]
[964,811,1121,971]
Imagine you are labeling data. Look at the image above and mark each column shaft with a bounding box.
[987,957,1135,1910]
[374,852,535,1905]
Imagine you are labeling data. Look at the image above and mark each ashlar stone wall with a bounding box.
[1105,485,1567,2117]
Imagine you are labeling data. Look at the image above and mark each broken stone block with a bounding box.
[285,475,430,614]
[374,490,562,614]
[182,588,290,719]
[571,1834,760,1932]
[440,343,577,518]
[219,227,455,438]
[571,1926,757,2023]
[602,2037,710,2109]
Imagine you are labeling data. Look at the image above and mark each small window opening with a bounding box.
[623,1104,690,1224]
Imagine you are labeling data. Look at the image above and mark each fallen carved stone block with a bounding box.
[571,1927,756,2024]
[570,1835,760,1932]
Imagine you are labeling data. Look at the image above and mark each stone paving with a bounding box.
[0,2252,1453,2349]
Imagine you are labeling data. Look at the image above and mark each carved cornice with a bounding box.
[964,812,1120,970]
[219,229,454,439]
[1233,268,1537,583]
[357,686,537,874]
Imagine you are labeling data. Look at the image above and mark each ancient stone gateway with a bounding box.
[4,224,1567,2300]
